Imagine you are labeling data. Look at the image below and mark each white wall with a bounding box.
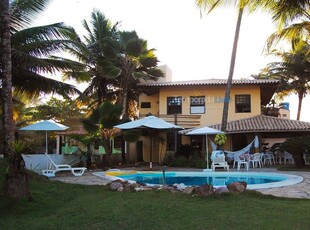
[22,154,80,173]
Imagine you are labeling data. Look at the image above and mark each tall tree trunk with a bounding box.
[296,91,303,120]
[0,0,15,157]
[221,8,244,132]
[1,0,31,200]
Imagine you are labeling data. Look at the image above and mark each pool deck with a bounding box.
[50,166,310,199]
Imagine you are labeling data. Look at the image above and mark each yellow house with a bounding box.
[127,77,280,164]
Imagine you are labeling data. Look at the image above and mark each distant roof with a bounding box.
[210,115,310,134]
[139,79,279,87]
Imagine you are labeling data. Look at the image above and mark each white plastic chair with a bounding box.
[263,151,275,165]
[250,153,263,168]
[233,152,246,168]
[234,153,249,171]
[283,151,294,164]
[42,153,87,177]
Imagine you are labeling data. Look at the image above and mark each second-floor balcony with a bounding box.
[139,114,201,129]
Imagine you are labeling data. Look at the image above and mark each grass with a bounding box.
[1,160,310,230]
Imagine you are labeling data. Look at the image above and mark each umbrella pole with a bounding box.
[150,136,153,170]
[203,135,213,172]
[45,131,48,154]
[206,135,209,169]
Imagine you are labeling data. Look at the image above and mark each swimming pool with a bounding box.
[96,171,303,190]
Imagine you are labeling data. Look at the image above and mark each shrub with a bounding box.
[162,151,175,165]
[176,144,194,159]
[189,159,206,168]
[170,156,188,167]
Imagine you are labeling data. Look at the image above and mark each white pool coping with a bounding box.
[93,171,304,190]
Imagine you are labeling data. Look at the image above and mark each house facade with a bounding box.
[126,76,280,164]
[138,79,278,126]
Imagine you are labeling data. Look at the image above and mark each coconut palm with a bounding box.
[7,0,85,99]
[115,31,164,118]
[261,41,310,120]
[66,10,164,117]
[1,0,87,200]
[196,0,246,132]
[1,0,15,158]
[196,0,310,131]
[63,10,121,108]
[250,0,310,50]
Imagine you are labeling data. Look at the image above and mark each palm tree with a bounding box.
[8,0,85,99]
[1,0,87,200]
[115,31,164,118]
[196,0,245,132]
[252,1,310,51]
[261,42,310,120]
[196,0,310,131]
[1,0,15,157]
[67,10,164,118]
[64,10,121,107]
[82,101,123,167]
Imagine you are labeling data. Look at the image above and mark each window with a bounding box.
[140,102,151,108]
[235,95,251,113]
[190,96,205,114]
[167,96,182,114]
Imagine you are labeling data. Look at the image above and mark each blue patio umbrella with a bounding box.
[185,126,224,171]
[20,120,69,154]
[115,116,183,169]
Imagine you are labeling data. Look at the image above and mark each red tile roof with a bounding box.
[210,115,310,134]
[139,79,279,87]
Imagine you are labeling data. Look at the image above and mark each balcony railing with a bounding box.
[140,114,201,129]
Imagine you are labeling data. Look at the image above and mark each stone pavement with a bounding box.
[50,167,310,199]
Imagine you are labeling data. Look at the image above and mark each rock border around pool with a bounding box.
[109,180,247,196]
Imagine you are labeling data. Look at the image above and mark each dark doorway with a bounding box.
[136,140,143,162]
[232,134,247,151]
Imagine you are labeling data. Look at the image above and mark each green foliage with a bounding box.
[176,144,194,159]
[7,140,29,173]
[162,151,175,165]
[98,102,123,129]
[9,140,29,155]
[82,101,123,158]
[214,134,227,146]
[7,0,85,98]
[189,159,206,169]
[261,41,310,119]
[170,156,188,167]
[83,101,123,133]
[26,97,84,122]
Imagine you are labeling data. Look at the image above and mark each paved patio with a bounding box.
[50,166,310,199]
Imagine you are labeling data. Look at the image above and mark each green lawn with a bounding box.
[1,161,310,230]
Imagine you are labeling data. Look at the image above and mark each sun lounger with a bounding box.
[42,153,86,177]
[211,151,229,171]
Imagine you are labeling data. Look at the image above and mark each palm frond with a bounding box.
[266,21,310,51]
[10,0,52,30]
[12,69,81,98]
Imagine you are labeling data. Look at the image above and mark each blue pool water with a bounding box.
[118,172,283,186]
[108,171,304,189]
